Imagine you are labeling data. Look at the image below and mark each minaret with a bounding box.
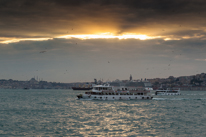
[130,74,132,81]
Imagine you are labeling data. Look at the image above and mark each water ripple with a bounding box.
[0,90,206,136]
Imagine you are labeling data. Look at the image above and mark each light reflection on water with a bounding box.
[0,89,206,136]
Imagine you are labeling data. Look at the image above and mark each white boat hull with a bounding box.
[77,94,153,100]
[156,92,181,95]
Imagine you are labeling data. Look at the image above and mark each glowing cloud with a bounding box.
[58,33,162,40]
[0,37,53,44]
[1,32,204,44]
[0,33,161,44]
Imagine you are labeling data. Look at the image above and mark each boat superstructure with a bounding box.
[155,88,181,95]
[76,84,153,100]
[72,83,93,90]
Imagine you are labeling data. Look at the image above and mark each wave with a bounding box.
[184,94,205,96]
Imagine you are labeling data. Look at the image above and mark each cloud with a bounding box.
[195,59,206,61]
[0,37,206,82]
[1,0,206,40]
[1,0,206,82]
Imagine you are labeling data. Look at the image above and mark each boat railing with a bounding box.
[166,88,180,91]
[85,91,148,95]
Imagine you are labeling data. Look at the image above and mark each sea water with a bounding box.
[0,89,206,136]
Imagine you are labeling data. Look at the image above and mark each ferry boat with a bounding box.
[76,84,153,100]
[155,88,181,95]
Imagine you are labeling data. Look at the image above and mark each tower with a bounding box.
[130,74,132,81]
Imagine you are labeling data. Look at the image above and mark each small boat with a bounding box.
[76,84,153,100]
[155,88,181,95]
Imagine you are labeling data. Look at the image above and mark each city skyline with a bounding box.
[1,0,206,82]
[1,72,205,84]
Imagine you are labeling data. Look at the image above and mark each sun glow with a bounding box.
[1,32,185,44]
[58,33,161,40]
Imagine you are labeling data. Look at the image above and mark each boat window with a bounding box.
[141,93,143,95]
[142,97,144,99]
[127,93,129,95]
[109,93,111,95]
[130,93,133,95]
[134,93,137,95]
[124,93,127,95]
[106,93,108,95]
[116,93,118,95]
[100,97,102,99]
[120,93,123,95]
[104,87,108,90]
[113,97,114,99]
[112,93,115,95]
[125,88,127,90]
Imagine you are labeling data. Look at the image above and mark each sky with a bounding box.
[1,0,206,83]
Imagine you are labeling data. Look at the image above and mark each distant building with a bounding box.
[29,78,38,84]
[130,74,132,81]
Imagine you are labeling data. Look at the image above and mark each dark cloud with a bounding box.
[1,0,206,38]
[1,0,206,18]
[1,37,206,82]
[1,0,206,82]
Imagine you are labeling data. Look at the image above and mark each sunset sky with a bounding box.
[1,0,206,82]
